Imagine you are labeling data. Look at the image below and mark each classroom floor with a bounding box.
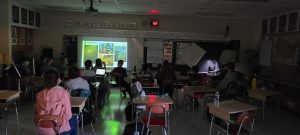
[1,88,300,135]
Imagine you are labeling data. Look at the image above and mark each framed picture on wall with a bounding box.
[163,40,173,63]
[28,10,34,26]
[278,15,287,32]
[11,27,18,45]
[35,13,40,27]
[270,17,277,33]
[288,12,297,31]
[19,28,26,45]
[21,8,27,25]
[262,19,268,34]
[12,6,19,23]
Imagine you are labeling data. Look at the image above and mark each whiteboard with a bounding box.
[259,39,272,66]
[144,39,164,64]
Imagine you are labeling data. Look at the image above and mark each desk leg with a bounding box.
[168,111,170,135]
[81,112,84,135]
[15,103,20,135]
[209,116,215,135]
[262,101,265,131]
[192,98,195,127]
[77,115,80,135]
[134,110,139,135]
[5,107,8,135]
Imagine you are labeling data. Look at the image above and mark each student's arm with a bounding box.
[63,91,72,120]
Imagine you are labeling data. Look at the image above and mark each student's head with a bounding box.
[142,64,148,71]
[95,58,102,68]
[68,67,81,79]
[45,58,53,66]
[44,69,60,89]
[84,59,93,69]
[117,60,124,67]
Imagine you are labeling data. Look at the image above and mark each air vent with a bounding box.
[223,0,270,2]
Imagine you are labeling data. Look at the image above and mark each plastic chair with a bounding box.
[216,111,255,135]
[35,115,63,135]
[70,89,95,133]
[141,103,170,135]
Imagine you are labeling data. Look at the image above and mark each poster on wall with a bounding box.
[288,12,297,31]
[163,41,173,63]
[29,10,34,26]
[12,6,19,23]
[278,15,287,32]
[27,29,33,45]
[270,17,277,33]
[19,28,26,45]
[21,8,27,25]
[11,27,18,45]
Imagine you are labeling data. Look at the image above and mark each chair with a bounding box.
[141,103,170,135]
[35,115,63,135]
[110,72,127,99]
[216,111,255,135]
[70,89,95,133]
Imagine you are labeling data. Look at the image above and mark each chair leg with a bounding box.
[90,122,95,133]
[15,103,20,135]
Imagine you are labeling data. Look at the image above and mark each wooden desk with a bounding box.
[71,97,87,135]
[21,76,44,103]
[133,95,173,105]
[182,86,217,124]
[143,84,160,95]
[248,88,281,130]
[0,90,21,135]
[208,100,257,135]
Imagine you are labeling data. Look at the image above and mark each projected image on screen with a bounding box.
[82,40,127,69]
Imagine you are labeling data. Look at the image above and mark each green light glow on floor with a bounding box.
[103,120,121,135]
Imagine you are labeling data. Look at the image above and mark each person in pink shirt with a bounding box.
[35,69,77,135]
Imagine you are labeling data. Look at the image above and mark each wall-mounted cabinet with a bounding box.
[12,5,40,28]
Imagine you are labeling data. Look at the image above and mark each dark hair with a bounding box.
[95,58,102,68]
[68,67,81,79]
[118,60,124,64]
[44,69,59,89]
[142,63,148,71]
[84,59,93,69]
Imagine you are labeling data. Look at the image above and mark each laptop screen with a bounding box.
[96,68,106,76]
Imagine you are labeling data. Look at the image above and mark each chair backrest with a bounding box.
[237,111,253,125]
[70,88,90,97]
[35,115,63,134]
[146,103,170,114]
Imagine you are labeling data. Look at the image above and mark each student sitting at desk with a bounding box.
[138,63,154,86]
[94,58,106,70]
[35,69,77,135]
[81,59,96,78]
[64,67,90,95]
[216,62,238,92]
[158,61,176,97]
[111,60,131,98]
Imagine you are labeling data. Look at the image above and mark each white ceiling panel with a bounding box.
[20,0,300,18]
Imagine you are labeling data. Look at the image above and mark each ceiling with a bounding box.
[26,0,300,18]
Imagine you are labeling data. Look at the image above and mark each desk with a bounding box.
[182,86,217,124]
[132,95,173,135]
[0,90,21,135]
[21,76,44,103]
[71,97,87,135]
[143,84,160,95]
[208,100,257,135]
[248,88,281,130]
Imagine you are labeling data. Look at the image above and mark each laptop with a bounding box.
[95,68,106,77]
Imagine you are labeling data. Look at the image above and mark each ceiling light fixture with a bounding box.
[83,0,102,13]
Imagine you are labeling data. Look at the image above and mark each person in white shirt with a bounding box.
[81,59,96,78]
[64,67,90,93]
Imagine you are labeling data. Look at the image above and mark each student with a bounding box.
[58,57,69,79]
[35,69,77,135]
[111,60,131,98]
[216,62,238,91]
[64,67,90,94]
[138,63,154,86]
[81,59,96,78]
[158,61,176,97]
[94,58,105,70]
